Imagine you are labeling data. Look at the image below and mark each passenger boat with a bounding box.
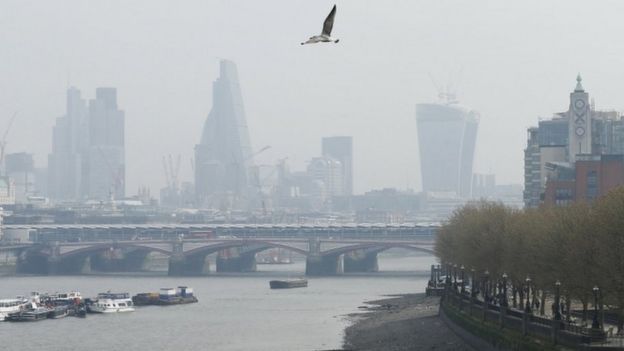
[0,298,30,321]
[133,286,198,306]
[44,291,82,305]
[87,292,135,313]
[269,279,308,289]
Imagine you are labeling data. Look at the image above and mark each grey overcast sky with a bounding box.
[3,0,624,195]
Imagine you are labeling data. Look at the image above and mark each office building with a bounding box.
[47,87,89,201]
[47,87,125,202]
[416,102,479,198]
[322,136,353,196]
[195,60,254,208]
[524,75,624,207]
[86,87,125,200]
[5,152,35,203]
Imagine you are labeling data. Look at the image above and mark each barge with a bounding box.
[269,279,308,289]
[132,286,198,306]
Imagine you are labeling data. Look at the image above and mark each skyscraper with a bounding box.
[416,102,479,198]
[48,87,88,201]
[47,87,125,202]
[322,136,353,196]
[195,60,254,208]
[86,87,125,200]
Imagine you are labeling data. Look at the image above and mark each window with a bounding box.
[587,171,598,200]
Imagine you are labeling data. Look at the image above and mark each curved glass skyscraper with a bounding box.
[416,102,479,198]
[195,60,254,208]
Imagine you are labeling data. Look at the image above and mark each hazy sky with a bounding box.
[3,0,624,196]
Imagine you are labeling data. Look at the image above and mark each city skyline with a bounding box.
[5,1,624,196]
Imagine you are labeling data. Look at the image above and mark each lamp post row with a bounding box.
[443,262,601,330]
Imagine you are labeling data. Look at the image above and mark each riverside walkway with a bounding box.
[429,265,624,350]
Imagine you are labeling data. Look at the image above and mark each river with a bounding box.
[1,251,435,351]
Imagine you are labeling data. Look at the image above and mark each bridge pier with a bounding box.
[167,254,211,276]
[305,254,343,276]
[216,249,256,272]
[47,255,91,275]
[344,250,379,273]
[90,249,149,272]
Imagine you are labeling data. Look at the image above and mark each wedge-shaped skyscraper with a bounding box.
[416,102,479,198]
[195,60,254,208]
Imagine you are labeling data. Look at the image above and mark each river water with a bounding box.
[1,252,435,351]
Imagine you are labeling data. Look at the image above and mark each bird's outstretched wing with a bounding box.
[322,5,336,36]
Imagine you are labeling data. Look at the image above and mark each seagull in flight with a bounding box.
[301,5,339,45]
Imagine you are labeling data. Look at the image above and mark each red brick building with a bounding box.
[543,155,624,206]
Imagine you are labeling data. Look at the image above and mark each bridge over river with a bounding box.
[0,223,436,276]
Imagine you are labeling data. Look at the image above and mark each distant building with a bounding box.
[47,87,125,203]
[0,177,15,205]
[543,155,624,206]
[322,136,353,196]
[525,75,624,207]
[195,60,254,209]
[86,87,125,200]
[472,173,496,199]
[307,157,343,198]
[416,102,479,198]
[5,152,35,203]
[48,87,88,201]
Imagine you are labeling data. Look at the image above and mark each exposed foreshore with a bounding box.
[342,293,473,351]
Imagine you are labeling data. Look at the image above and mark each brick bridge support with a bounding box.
[216,248,256,273]
[167,241,210,276]
[344,249,379,273]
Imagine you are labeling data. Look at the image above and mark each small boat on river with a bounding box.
[87,292,135,313]
[0,298,30,321]
[269,279,308,289]
[132,286,198,306]
[6,301,52,322]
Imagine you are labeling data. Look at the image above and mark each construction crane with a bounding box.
[96,146,124,202]
[162,154,181,191]
[0,112,18,176]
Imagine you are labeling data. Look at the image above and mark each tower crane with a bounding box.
[0,112,18,176]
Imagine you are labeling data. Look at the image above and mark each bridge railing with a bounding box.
[24,225,437,244]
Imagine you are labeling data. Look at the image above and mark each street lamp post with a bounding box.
[460,265,466,294]
[471,268,476,298]
[592,286,600,329]
[453,264,458,291]
[484,270,490,304]
[525,277,532,314]
[554,280,561,321]
[501,273,508,307]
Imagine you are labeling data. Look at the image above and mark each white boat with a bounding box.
[0,298,30,321]
[88,292,135,313]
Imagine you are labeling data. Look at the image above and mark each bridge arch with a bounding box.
[321,243,435,257]
[183,240,308,258]
[56,242,173,259]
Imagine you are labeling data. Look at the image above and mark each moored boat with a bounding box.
[47,305,70,319]
[6,306,52,322]
[269,279,308,289]
[0,298,30,321]
[133,286,198,306]
[87,292,135,313]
